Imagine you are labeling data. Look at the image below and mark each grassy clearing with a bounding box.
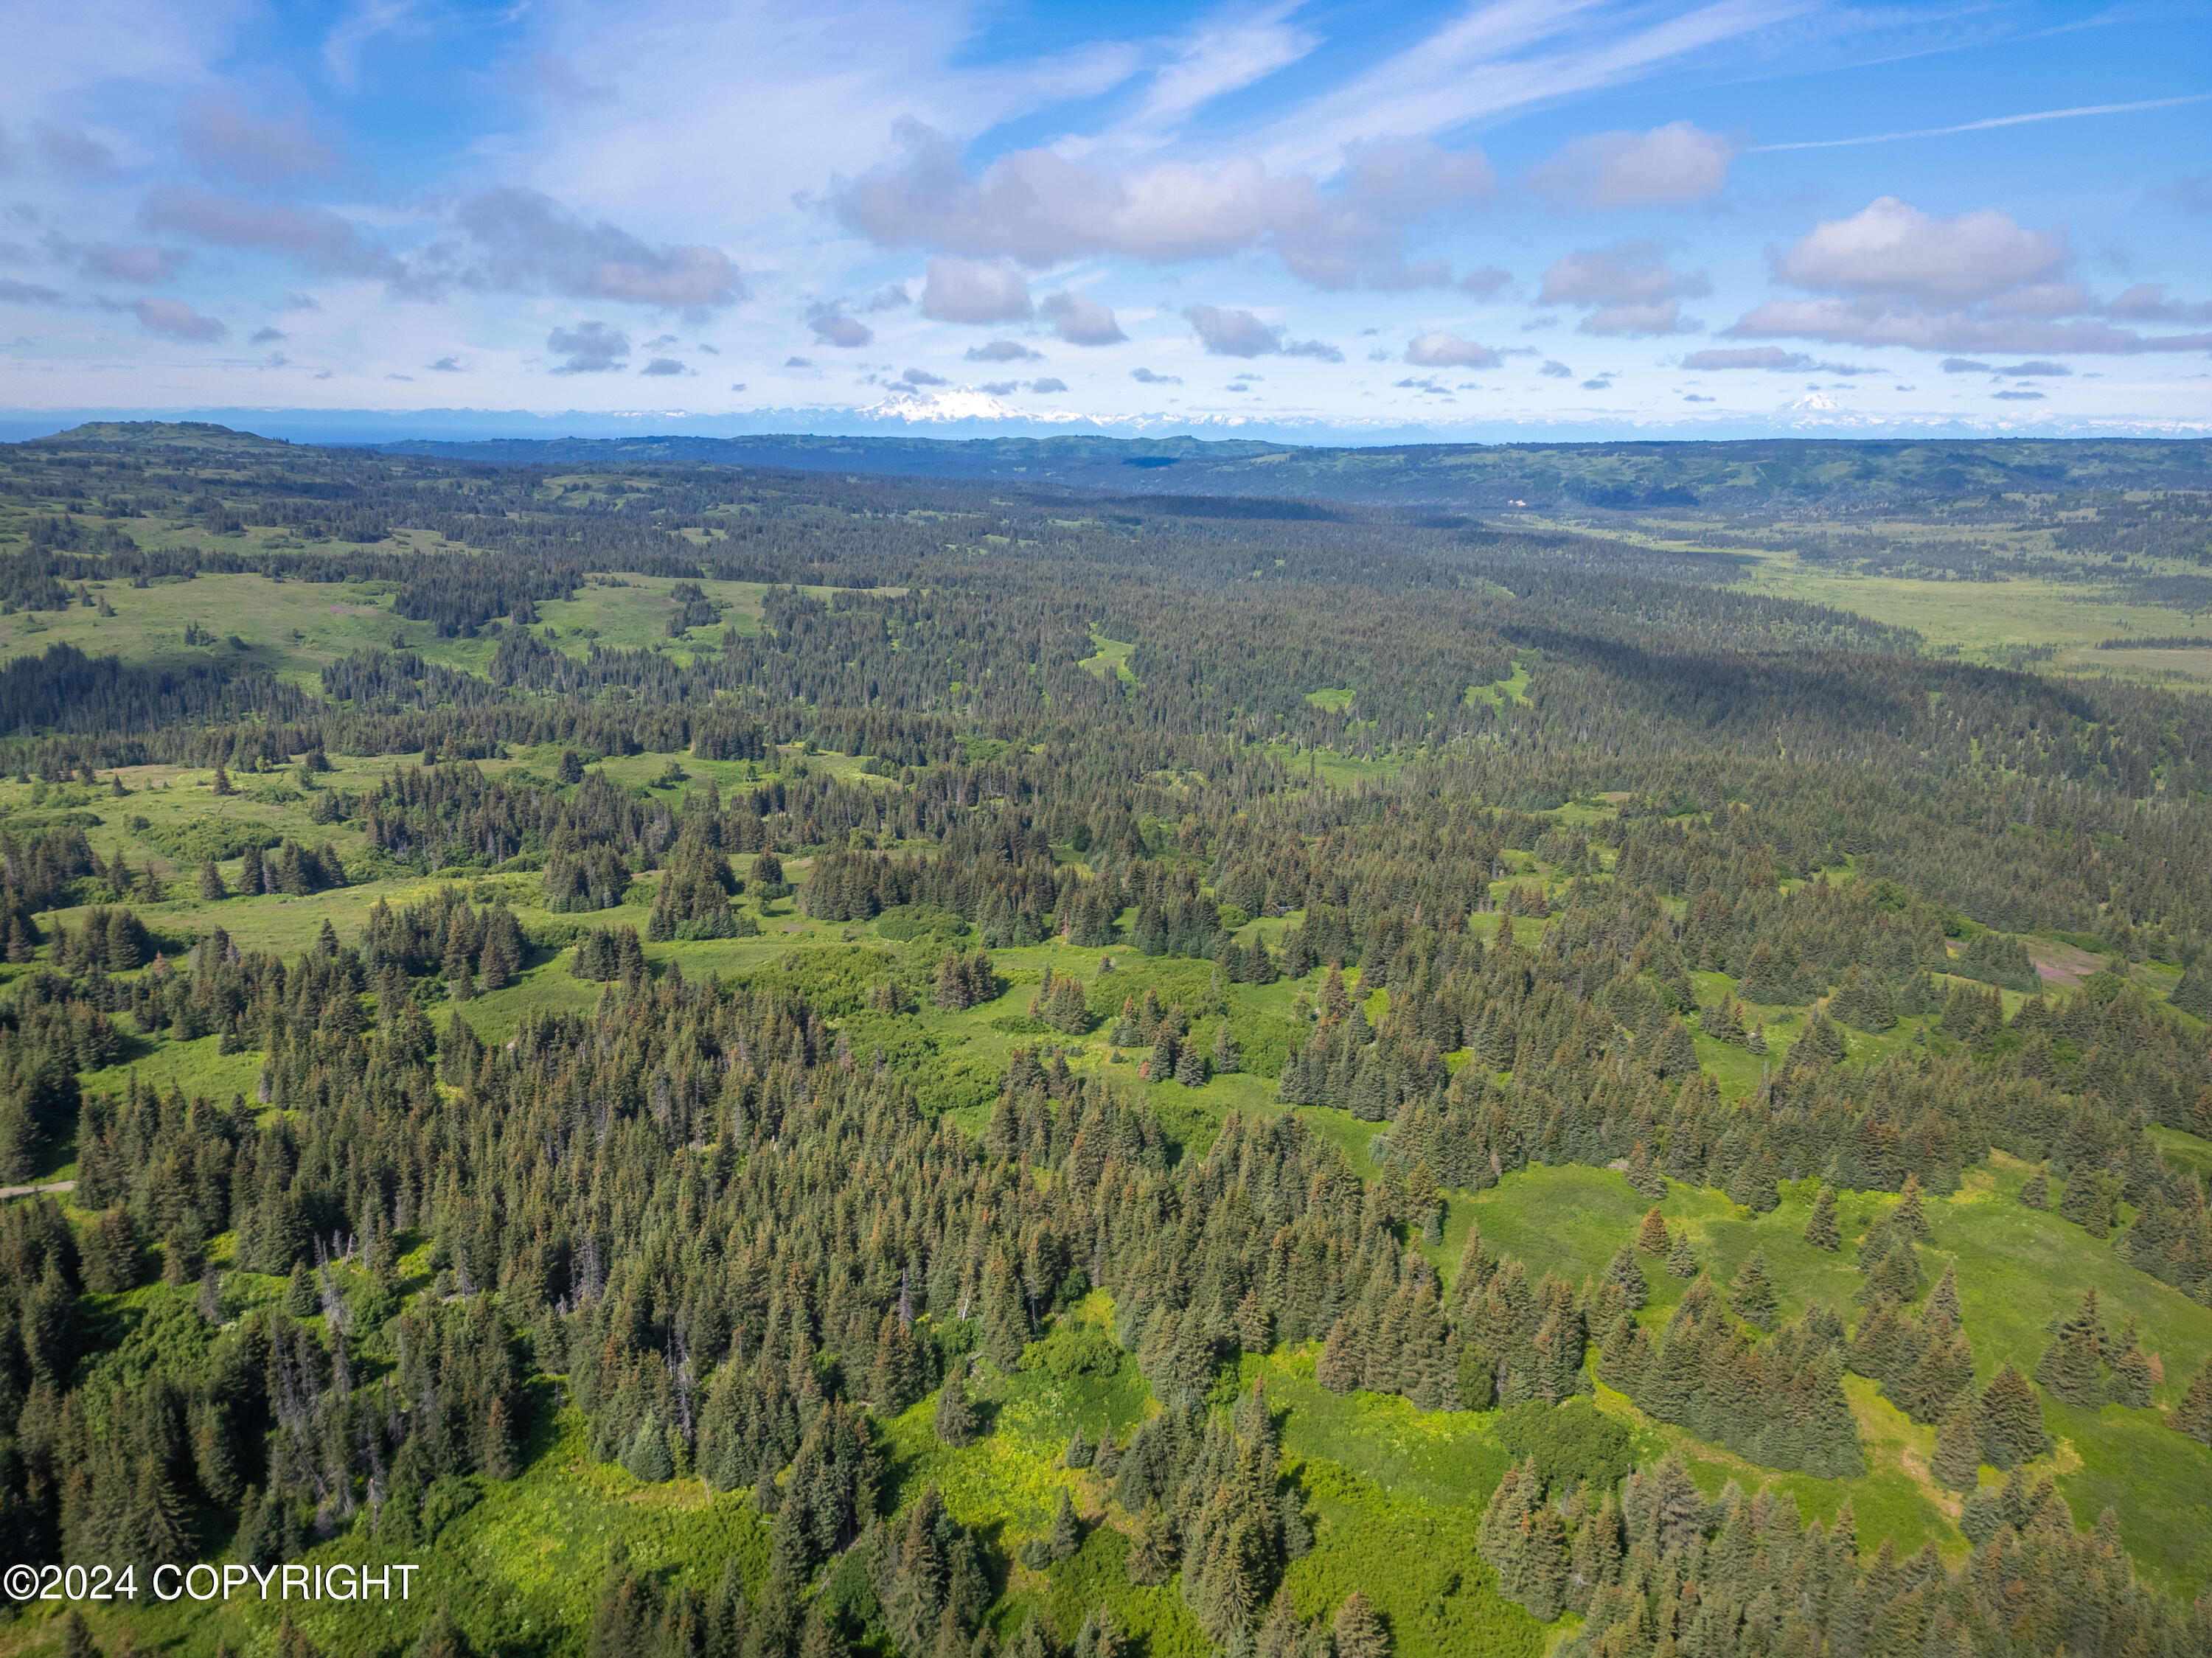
[0,575,431,689]
[1365,1152,2212,1595]
[1077,633,1138,686]
[1466,655,1534,708]
[0,571,910,688]
[79,1406,772,1658]
[1721,553,2212,686]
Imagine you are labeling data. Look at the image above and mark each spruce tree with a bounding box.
[2106,1320,2154,1408]
[1932,1396,1981,1491]
[2171,1356,2212,1446]
[1728,1250,1779,1331]
[1646,1450,1704,1556]
[283,1261,318,1317]
[2034,1288,2106,1407]
[797,1609,844,1658]
[410,1604,479,1658]
[1126,1501,1175,1586]
[1803,1185,1840,1251]
[483,1398,518,1480]
[1209,1022,1240,1074]
[1071,1606,1123,1658]
[933,1372,978,1448]
[1174,1038,1206,1087]
[1894,1174,1930,1239]
[1331,1592,1389,1658]
[1665,1230,1698,1279]
[1978,1364,2051,1467]
[2019,1168,2051,1209]
[2058,1168,2112,1237]
[198,857,227,900]
[1601,1244,1646,1309]
[1005,1612,1055,1658]
[1047,1488,1082,1562]
[1925,1261,1964,1328]
[1514,1505,1568,1622]
[1635,1207,1671,1255]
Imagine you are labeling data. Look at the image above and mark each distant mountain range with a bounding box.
[374,431,2212,509]
[19,419,2212,510]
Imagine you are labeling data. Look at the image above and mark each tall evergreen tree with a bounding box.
[1728,1250,1779,1331]
[1978,1364,2051,1467]
[1331,1592,1389,1658]
[1804,1184,1840,1251]
[1932,1395,1982,1491]
[2172,1356,2212,1446]
[933,1373,978,1449]
[2034,1288,2107,1407]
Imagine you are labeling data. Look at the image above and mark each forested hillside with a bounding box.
[0,423,2205,1658]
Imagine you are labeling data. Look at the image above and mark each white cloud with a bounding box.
[1772,196,2067,304]
[1183,304,1341,360]
[806,302,872,347]
[919,257,1032,323]
[830,119,1488,290]
[2105,283,2212,324]
[1040,289,1125,345]
[1580,302,1694,336]
[546,320,628,372]
[142,183,747,314]
[966,340,1041,362]
[1683,346,1876,374]
[75,243,192,283]
[141,187,397,279]
[181,97,341,185]
[1682,346,1806,370]
[1186,304,1276,357]
[1406,332,1498,368]
[1540,240,1706,335]
[426,187,747,312]
[1728,297,2212,355]
[1529,121,1738,209]
[131,295,224,341]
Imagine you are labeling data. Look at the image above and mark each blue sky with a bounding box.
[1,0,2207,440]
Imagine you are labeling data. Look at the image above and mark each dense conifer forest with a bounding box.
[0,422,2205,1657]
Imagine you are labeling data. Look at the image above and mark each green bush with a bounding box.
[879,904,971,943]
[1492,1398,1634,1494]
[1028,1320,1124,1382]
